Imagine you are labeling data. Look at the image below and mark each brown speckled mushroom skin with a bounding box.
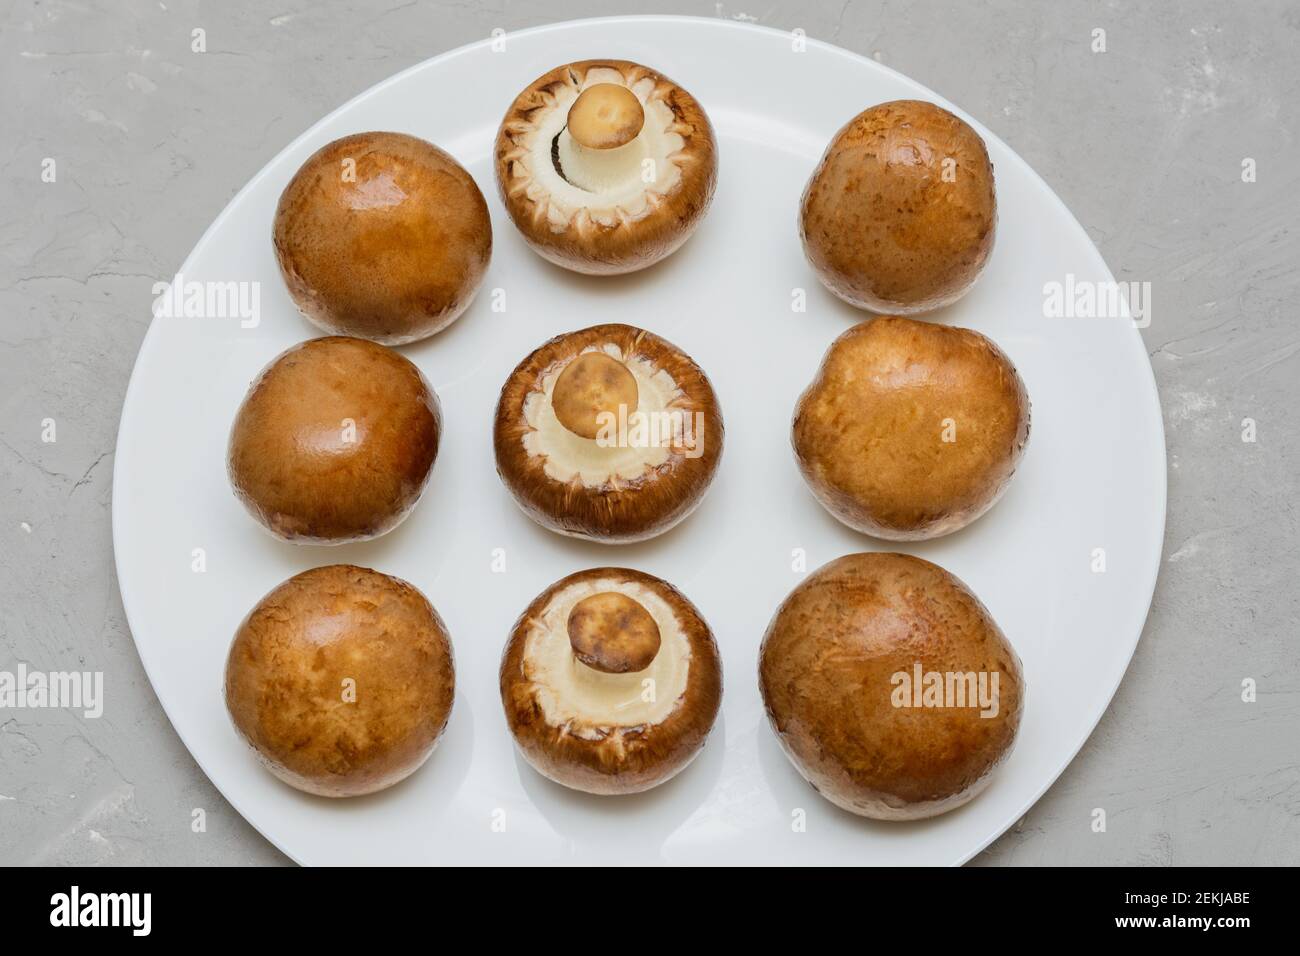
[759,553,1024,820]
[228,336,441,544]
[799,100,996,313]
[494,323,724,543]
[274,131,492,344]
[224,565,455,798]
[793,317,1029,540]
[500,567,723,795]
[494,60,718,274]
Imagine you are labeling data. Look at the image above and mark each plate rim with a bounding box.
[111,13,1168,866]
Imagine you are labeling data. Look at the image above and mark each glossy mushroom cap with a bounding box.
[500,567,722,795]
[800,100,996,313]
[759,553,1024,819]
[228,336,441,544]
[494,323,724,543]
[793,317,1029,540]
[224,565,455,797]
[274,131,492,344]
[494,60,718,274]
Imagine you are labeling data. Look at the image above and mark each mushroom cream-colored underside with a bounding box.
[522,576,691,739]
[522,343,684,486]
[515,69,685,229]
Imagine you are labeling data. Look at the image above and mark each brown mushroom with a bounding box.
[793,316,1029,540]
[494,323,724,543]
[274,131,492,344]
[224,565,455,797]
[800,100,996,313]
[228,336,440,544]
[494,60,718,274]
[759,553,1024,820]
[500,567,722,795]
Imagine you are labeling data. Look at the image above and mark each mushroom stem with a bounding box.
[567,84,645,150]
[567,592,661,674]
[551,352,639,441]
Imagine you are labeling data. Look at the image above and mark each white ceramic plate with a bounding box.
[113,15,1165,865]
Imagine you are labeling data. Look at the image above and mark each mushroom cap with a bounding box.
[494,323,724,543]
[228,336,441,544]
[500,567,722,795]
[793,316,1029,540]
[759,552,1024,820]
[799,100,996,313]
[494,60,718,275]
[224,565,455,797]
[274,131,492,344]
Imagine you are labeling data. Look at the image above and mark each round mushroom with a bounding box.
[800,100,996,314]
[224,565,455,797]
[793,316,1029,540]
[228,336,441,544]
[274,131,492,344]
[500,567,722,795]
[759,552,1024,820]
[494,323,724,543]
[494,60,718,274]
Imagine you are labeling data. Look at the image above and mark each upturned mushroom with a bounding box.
[793,316,1030,540]
[800,100,996,314]
[760,553,1024,820]
[494,60,718,274]
[494,323,723,542]
[500,567,722,795]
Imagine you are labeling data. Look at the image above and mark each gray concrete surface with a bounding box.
[1,0,1296,866]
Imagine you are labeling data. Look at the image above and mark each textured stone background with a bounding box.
[1,0,1296,866]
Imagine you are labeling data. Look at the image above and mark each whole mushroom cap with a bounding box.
[759,552,1024,820]
[500,567,723,795]
[494,60,718,274]
[224,564,455,798]
[799,100,996,314]
[494,323,724,543]
[274,131,492,344]
[227,336,441,544]
[793,316,1029,540]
